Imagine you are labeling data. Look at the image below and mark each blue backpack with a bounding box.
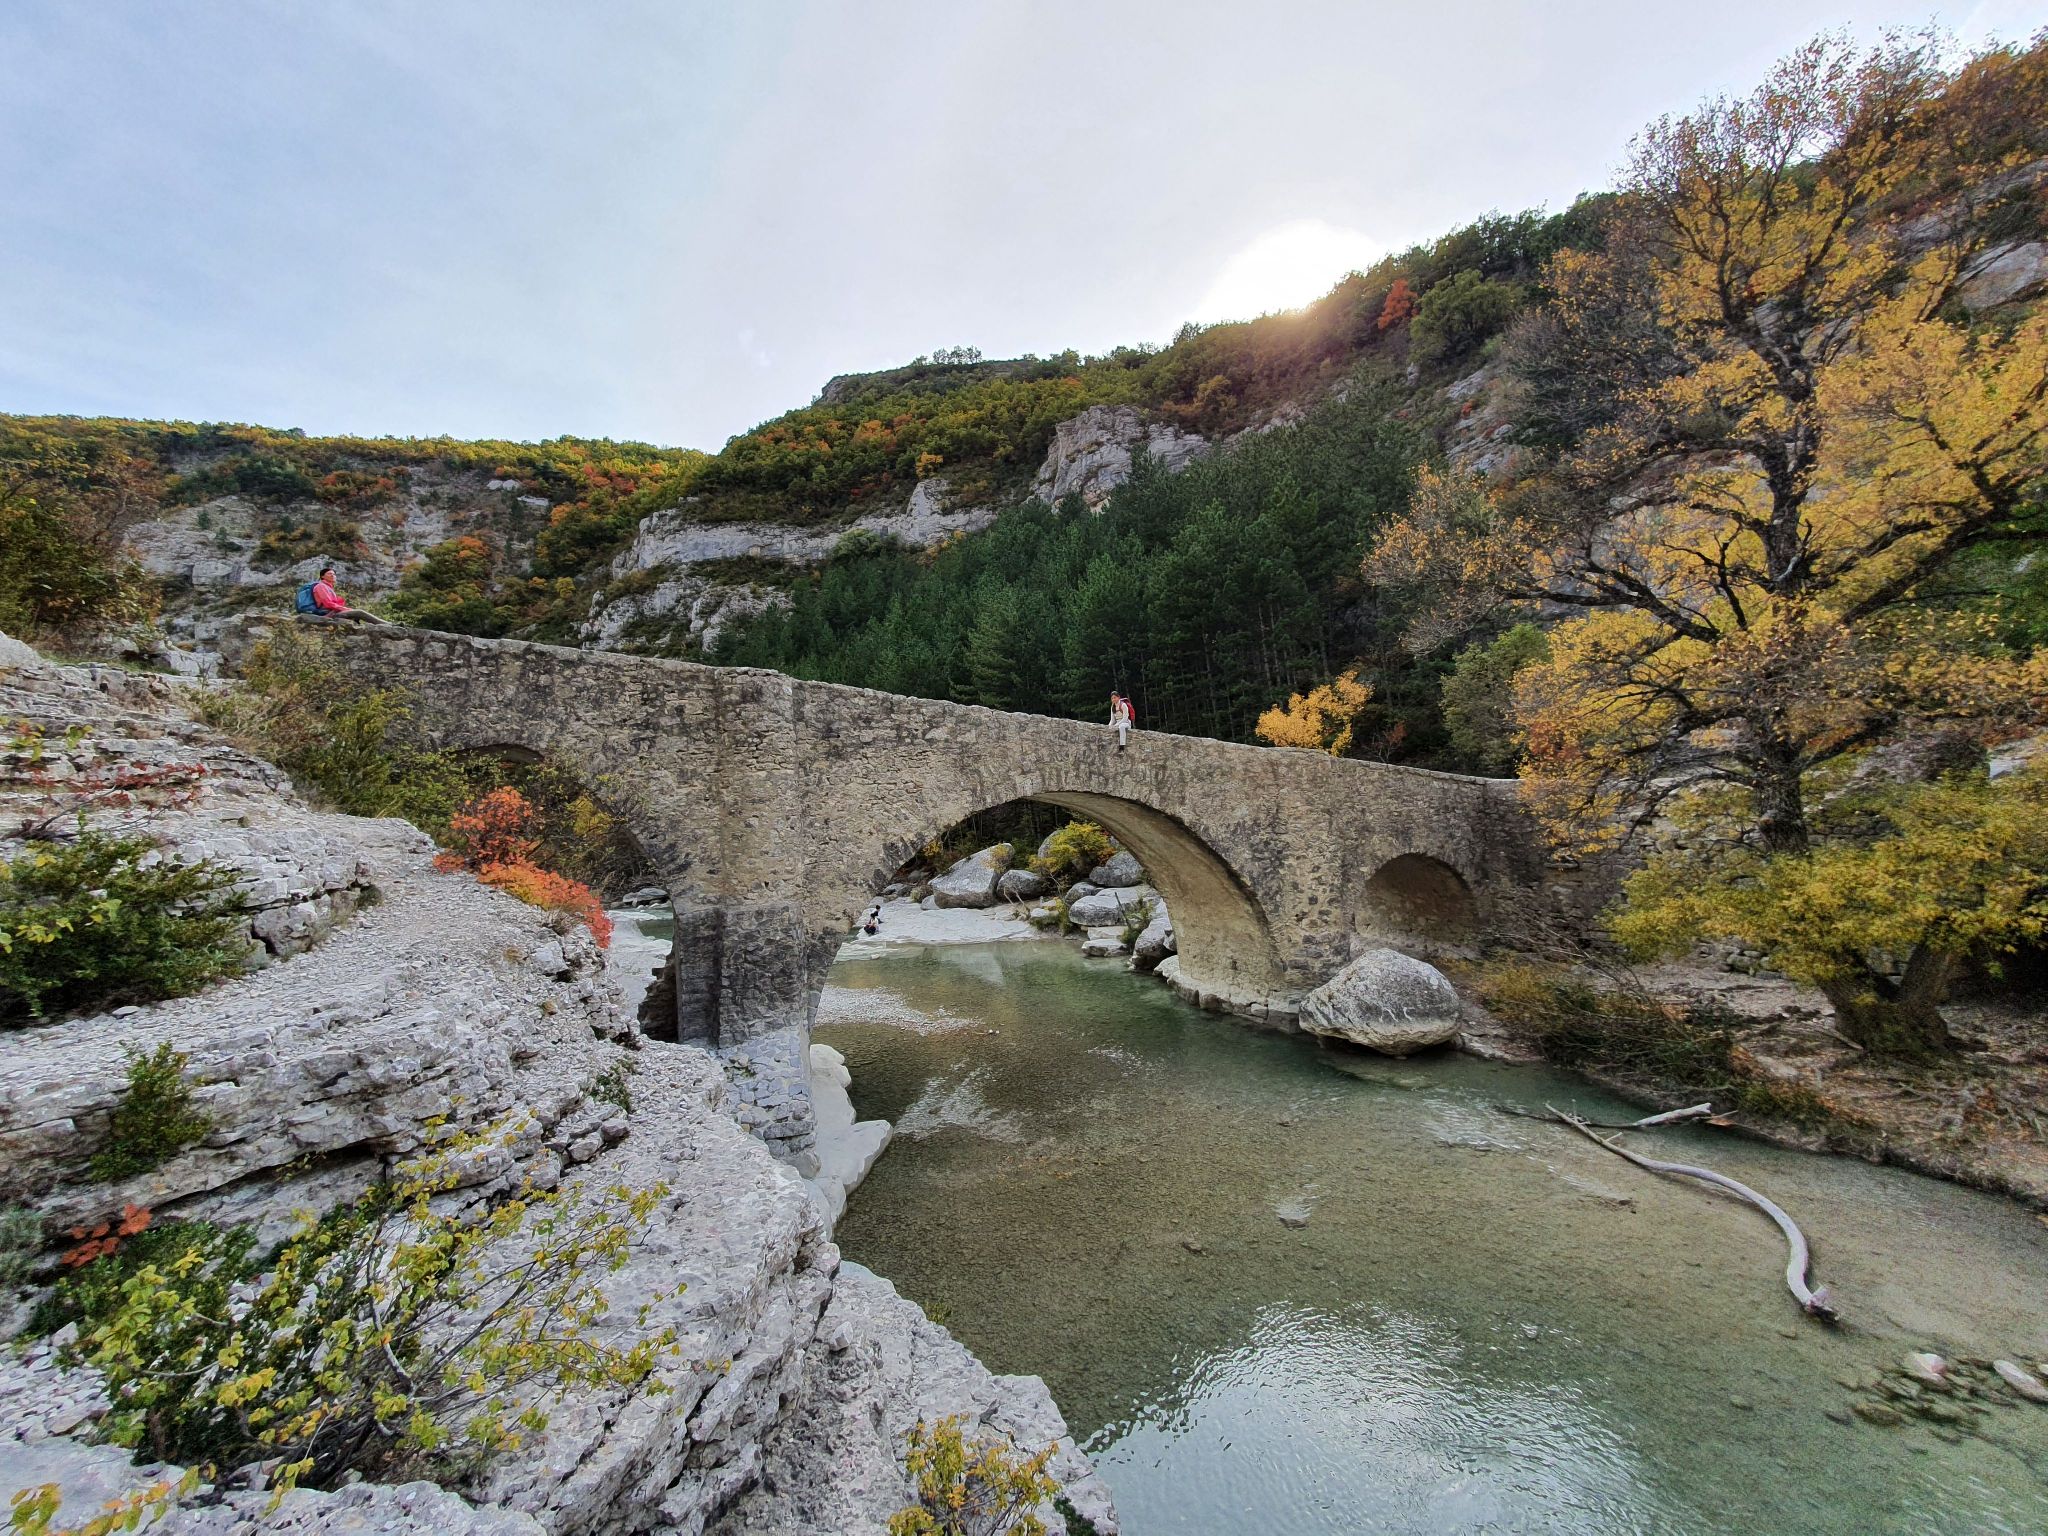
[293,581,319,615]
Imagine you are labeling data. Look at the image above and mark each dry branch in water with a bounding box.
[1546,1104,1837,1322]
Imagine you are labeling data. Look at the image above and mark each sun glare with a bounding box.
[1193,219,1386,323]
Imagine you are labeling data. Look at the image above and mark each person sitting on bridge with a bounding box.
[1109,690,1134,752]
[296,566,387,623]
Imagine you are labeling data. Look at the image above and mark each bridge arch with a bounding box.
[856,790,1288,1006]
[1364,853,1477,944]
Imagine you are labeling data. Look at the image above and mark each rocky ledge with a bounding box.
[0,640,1116,1535]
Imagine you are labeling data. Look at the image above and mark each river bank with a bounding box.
[846,891,2048,1212]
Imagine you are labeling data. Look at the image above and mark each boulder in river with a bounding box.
[1067,885,1154,928]
[930,845,1008,909]
[1081,929,1127,958]
[997,868,1051,902]
[618,886,668,908]
[1130,907,1175,972]
[1088,851,1145,888]
[1299,948,1461,1056]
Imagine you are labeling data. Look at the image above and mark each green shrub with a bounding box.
[1117,897,1157,948]
[1409,270,1525,366]
[589,1059,636,1114]
[30,1217,253,1338]
[79,1120,684,1492]
[0,830,246,1025]
[1471,961,1731,1082]
[1469,961,1873,1129]
[888,1414,1060,1536]
[0,481,154,645]
[0,1204,42,1290]
[90,1043,213,1182]
[1027,822,1114,885]
[1440,624,1550,774]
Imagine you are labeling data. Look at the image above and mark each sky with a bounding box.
[1,1,2039,450]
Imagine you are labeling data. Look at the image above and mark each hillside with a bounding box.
[5,33,2045,772]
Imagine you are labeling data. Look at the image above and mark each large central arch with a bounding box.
[859,788,1289,1012]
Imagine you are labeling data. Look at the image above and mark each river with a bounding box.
[805,933,2048,1536]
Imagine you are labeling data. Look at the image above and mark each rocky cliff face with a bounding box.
[0,640,1117,1535]
[583,403,1219,658]
[1030,404,1210,509]
[125,461,555,661]
[581,475,1000,653]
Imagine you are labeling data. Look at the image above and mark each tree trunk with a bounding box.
[1818,948,1958,1057]
[1752,741,1810,855]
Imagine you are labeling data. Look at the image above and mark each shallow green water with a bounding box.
[818,940,2048,1536]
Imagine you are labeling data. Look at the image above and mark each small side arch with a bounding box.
[1365,853,1476,941]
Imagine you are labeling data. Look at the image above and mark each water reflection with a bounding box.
[1097,1304,1685,1535]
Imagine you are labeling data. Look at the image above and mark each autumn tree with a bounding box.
[1367,33,2048,1054]
[1376,278,1417,331]
[1256,669,1373,756]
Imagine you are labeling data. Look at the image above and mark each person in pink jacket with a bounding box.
[298,567,388,623]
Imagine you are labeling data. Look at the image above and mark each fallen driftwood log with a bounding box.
[1547,1103,1838,1322]
[1494,1101,1715,1131]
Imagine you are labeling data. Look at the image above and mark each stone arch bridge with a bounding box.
[299,624,1553,1155]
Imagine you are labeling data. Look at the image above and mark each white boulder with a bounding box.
[997,867,1051,902]
[1088,851,1145,888]
[1299,948,1462,1056]
[1130,907,1176,972]
[1066,885,1154,927]
[930,844,1008,909]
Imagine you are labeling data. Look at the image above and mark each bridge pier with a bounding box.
[646,899,831,1166]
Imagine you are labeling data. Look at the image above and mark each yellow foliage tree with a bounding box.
[1365,33,2048,1053]
[1255,668,1373,756]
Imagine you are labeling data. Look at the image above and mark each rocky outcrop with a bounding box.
[0,638,1118,1534]
[1031,405,1209,510]
[1957,240,2048,311]
[1299,948,1462,1055]
[0,663,626,1236]
[713,1263,1117,1536]
[929,844,1009,909]
[123,464,554,651]
[584,478,998,653]
[2,650,388,963]
[804,1043,890,1228]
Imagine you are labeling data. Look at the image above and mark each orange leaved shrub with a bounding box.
[478,860,613,949]
[435,788,611,948]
